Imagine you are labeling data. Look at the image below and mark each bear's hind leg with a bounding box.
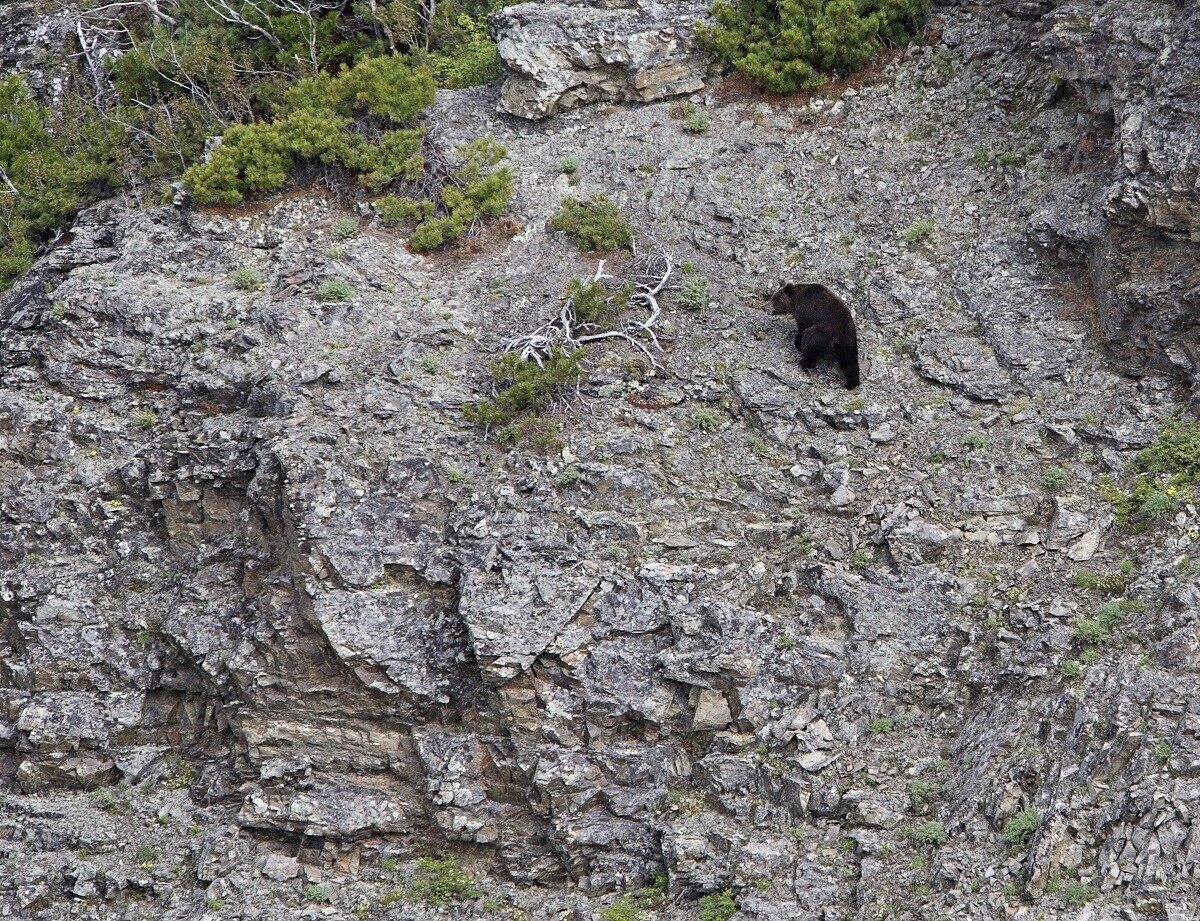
[799,326,829,369]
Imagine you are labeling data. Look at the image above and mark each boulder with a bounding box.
[490,0,712,119]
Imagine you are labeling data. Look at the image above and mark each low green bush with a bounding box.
[599,896,647,921]
[696,0,930,94]
[904,218,936,243]
[1001,807,1039,847]
[464,347,585,429]
[407,854,481,905]
[678,276,710,310]
[229,268,263,291]
[699,889,737,921]
[1071,571,1098,589]
[0,76,121,288]
[316,279,354,301]
[1102,417,1200,529]
[548,195,633,252]
[1042,466,1067,490]
[376,195,429,226]
[907,821,948,846]
[1061,880,1097,907]
[427,13,501,88]
[908,779,936,807]
[183,56,512,253]
[566,276,632,325]
[185,56,435,205]
[331,217,358,241]
[684,112,711,133]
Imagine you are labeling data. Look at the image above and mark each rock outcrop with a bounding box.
[490,0,712,119]
[1029,0,1200,404]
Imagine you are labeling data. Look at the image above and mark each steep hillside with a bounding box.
[1,2,1197,920]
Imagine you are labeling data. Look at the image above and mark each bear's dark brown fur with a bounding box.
[769,282,860,389]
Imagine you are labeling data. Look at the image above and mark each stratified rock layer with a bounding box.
[490,0,712,119]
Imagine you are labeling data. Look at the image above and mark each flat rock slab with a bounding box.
[916,331,1014,401]
[491,0,712,119]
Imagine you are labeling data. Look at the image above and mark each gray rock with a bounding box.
[915,331,1014,401]
[491,0,712,119]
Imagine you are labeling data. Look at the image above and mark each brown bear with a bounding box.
[769,282,860,389]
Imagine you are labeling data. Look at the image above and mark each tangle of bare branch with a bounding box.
[500,246,675,371]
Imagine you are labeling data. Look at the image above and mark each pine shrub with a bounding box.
[463,348,585,428]
[0,76,121,288]
[184,56,435,206]
[548,196,633,252]
[697,0,930,94]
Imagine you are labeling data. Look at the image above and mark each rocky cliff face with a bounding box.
[1,3,1198,921]
[1031,0,1200,405]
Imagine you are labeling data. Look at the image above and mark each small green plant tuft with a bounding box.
[229,267,263,291]
[963,431,986,449]
[1071,571,1099,589]
[136,844,160,865]
[599,895,647,921]
[907,821,948,846]
[1072,617,1111,646]
[1061,880,1097,907]
[408,854,482,906]
[1152,741,1172,766]
[1102,417,1200,529]
[555,466,583,487]
[1001,807,1039,848]
[1042,467,1067,490]
[316,278,354,302]
[688,409,720,432]
[867,716,897,734]
[908,779,936,807]
[567,276,631,325]
[698,888,737,921]
[330,217,358,241]
[684,112,711,134]
[1061,660,1083,679]
[678,276,710,310]
[548,195,633,252]
[903,218,936,244]
[133,410,157,429]
[557,155,580,174]
[418,353,440,374]
[304,883,333,903]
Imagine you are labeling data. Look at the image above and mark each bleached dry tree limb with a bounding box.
[0,168,21,197]
[500,247,675,370]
